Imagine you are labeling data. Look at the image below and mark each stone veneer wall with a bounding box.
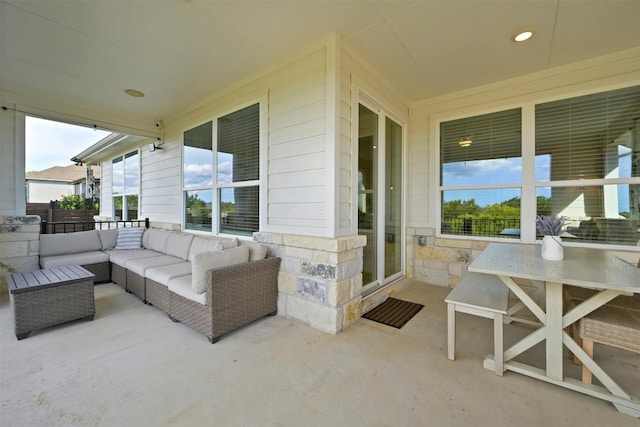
[0,215,41,294]
[255,232,366,333]
[406,226,488,288]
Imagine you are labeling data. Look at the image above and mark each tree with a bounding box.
[536,196,552,216]
[443,199,481,218]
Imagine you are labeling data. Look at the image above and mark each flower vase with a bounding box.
[541,235,563,260]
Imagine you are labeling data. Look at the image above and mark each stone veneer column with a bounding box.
[255,232,366,333]
[406,226,487,288]
[0,215,41,294]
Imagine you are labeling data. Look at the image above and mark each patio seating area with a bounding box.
[1,280,638,426]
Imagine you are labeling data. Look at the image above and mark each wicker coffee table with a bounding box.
[7,265,95,340]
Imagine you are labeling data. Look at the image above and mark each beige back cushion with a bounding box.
[40,230,102,256]
[97,229,119,250]
[145,228,172,253]
[165,233,194,260]
[191,246,249,294]
[238,240,268,261]
[187,236,237,261]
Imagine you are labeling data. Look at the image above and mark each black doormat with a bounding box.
[362,297,424,329]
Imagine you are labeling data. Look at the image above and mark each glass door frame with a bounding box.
[356,93,407,296]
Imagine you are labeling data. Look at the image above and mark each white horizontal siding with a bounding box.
[270,152,325,174]
[269,100,326,134]
[0,106,18,216]
[269,135,324,159]
[269,169,325,189]
[99,160,113,218]
[269,186,324,203]
[140,144,182,224]
[337,61,354,236]
[266,47,328,234]
[269,118,325,146]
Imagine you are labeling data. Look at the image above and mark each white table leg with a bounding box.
[447,303,455,360]
[546,282,564,380]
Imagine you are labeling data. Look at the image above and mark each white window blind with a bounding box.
[440,108,523,237]
[535,85,640,245]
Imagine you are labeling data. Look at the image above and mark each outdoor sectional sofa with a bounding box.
[38,227,280,343]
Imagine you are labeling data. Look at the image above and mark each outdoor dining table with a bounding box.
[468,242,640,418]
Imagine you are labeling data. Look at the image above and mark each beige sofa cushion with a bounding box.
[146,262,192,284]
[191,245,249,294]
[125,255,186,277]
[145,228,172,253]
[239,240,268,261]
[188,236,222,261]
[97,229,119,250]
[40,251,110,269]
[106,249,162,267]
[168,275,206,305]
[40,229,102,256]
[165,232,194,260]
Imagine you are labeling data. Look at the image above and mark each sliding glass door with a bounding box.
[358,103,403,294]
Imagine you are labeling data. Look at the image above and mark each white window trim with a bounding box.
[181,92,267,237]
[432,87,640,249]
[111,149,140,221]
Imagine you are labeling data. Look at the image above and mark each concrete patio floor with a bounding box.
[1,280,638,426]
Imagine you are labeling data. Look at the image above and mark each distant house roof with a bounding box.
[26,164,100,183]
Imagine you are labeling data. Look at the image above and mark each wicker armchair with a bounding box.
[169,256,281,343]
[564,258,640,384]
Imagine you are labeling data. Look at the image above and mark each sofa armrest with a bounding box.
[206,255,281,313]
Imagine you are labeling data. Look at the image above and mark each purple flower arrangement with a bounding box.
[536,215,566,236]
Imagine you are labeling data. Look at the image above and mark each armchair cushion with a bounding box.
[191,245,249,294]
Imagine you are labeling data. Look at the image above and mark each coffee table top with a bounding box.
[7,265,95,294]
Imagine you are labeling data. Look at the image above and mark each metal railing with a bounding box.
[442,217,521,237]
[41,218,149,234]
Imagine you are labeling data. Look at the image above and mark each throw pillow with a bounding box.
[114,227,145,250]
[213,237,239,252]
[191,245,249,294]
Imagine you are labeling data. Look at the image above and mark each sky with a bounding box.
[25,116,111,172]
[442,151,632,212]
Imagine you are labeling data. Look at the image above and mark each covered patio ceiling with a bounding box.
[1,0,639,128]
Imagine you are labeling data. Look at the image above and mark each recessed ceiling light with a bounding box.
[512,30,534,42]
[124,89,145,98]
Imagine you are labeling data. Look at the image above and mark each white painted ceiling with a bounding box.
[1,0,639,129]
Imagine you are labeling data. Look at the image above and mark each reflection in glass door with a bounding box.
[358,104,403,294]
[358,105,378,286]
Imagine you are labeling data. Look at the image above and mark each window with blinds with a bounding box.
[438,85,640,247]
[183,103,260,236]
[440,108,523,238]
[535,86,640,245]
[217,104,259,236]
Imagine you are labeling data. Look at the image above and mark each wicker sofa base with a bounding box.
[127,271,146,302]
[169,256,280,343]
[82,262,111,283]
[111,264,127,290]
[146,279,170,314]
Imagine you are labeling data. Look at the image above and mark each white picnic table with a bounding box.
[468,242,640,418]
